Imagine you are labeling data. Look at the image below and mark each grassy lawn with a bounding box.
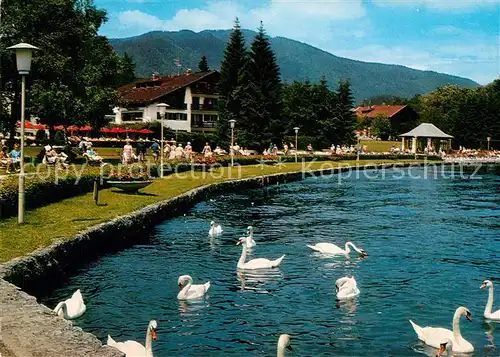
[24,146,123,159]
[0,159,423,263]
[360,140,399,152]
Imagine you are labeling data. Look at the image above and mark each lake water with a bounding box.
[39,166,500,356]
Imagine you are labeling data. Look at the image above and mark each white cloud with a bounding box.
[113,1,367,47]
[117,10,165,30]
[107,1,498,84]
[372,0,498,12]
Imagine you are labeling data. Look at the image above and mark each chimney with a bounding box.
[185,68,192,75]
[152,72,160,81]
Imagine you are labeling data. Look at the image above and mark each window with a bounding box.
[204,114,217,122]
[166,113,188,121]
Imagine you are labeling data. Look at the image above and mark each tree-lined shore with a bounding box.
[1,1,497,150]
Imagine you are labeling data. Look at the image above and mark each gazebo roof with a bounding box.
[399,123,453,139]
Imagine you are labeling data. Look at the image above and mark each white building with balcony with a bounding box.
[114,70,220,132]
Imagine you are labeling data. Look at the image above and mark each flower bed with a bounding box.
[106,172,151,182]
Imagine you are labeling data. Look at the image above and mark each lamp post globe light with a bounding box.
[229,119,236,167]
[7,42,39,224]
[293,127,299,163]
[156,103,169,178]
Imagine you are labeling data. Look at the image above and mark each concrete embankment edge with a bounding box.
[0,162,422,357]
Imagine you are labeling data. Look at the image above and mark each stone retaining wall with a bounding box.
[0,162,422,357]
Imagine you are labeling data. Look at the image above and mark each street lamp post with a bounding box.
[229,119,236,167]
[156,103,169,178]
[293,127,299,163]
[487,136,491,151]
[7,42,39,224]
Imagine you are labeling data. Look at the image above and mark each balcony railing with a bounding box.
[191,104,217,110]
[192,121,216,128]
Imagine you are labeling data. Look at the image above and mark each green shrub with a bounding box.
[35,129,47,142]
[0,167,101,219]
[54,131,66,145]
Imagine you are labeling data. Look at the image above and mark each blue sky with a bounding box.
[95,0,500,85]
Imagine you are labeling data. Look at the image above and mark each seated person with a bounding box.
[214,146,226,156]
[6,143,21,172]
[84,148,103,162]
[0,146,9,166]
[45,146,59,164]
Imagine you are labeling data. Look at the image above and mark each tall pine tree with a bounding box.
[216,18,248,148]
[118,52,136,86]
[313,78,338,147]
[198,56,209,72]
[334,80,357,145]
[239,22,282,150]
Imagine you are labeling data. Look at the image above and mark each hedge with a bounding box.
[0,168,102,219]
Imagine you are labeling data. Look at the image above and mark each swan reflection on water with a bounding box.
[178,299,210,316]
[411,341,459,357]
[483,320,496,349]
[335,297,358,314]
[237,269,283,292]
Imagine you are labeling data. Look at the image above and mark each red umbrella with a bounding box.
[67,125,79,132]
[54,125,64,130]
[100,128,113,133]
[17,121,45,129]
[138,129,154,134]
[79,126,93,131]
[110,127,125,133]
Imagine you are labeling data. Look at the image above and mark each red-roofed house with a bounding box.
[114,70,220,132]
[353,104,418,138]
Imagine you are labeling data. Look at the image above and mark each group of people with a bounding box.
[41,145,70,168]
[121,140,233,165]
[0,143,22,173]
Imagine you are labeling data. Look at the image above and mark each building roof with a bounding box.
[353,105,407,119]
[117,71,219,105]
[400,123,453,138]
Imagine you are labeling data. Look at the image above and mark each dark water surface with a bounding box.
[39,167,500,356]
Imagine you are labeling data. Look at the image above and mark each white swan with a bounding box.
[307,241,367,257]
[107,320,157,357]
[208,221,223,236]
[53,289,86,319]
[409,306,474,354]
[277,334,292,357]
[177,275,211,300]
[236,237,285,270]
[242,226,256,248]
[335,276,360,300]
[480,280,500,321]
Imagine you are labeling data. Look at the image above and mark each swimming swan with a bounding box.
[107,320,157,357]
[53,289,86,320]
[277,334,293,357]
[177,275,211,300]
[307,241,367,257]
[236,237,284,270]
[480,280,500,321]
[209,221,223,236]
[335,276,360,300]
[243,226,256,248]
[409,306,474,354]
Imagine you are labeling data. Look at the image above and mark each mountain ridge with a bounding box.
[109,29,478,102]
